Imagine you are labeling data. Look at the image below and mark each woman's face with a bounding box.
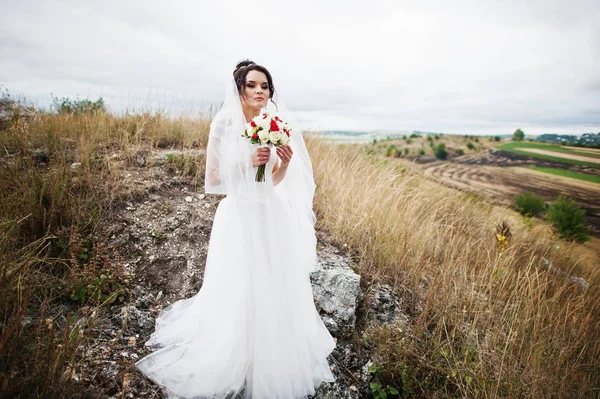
[241,70,269,110]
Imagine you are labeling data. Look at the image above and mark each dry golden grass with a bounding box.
[307,139,600,397]
[2,108,599,397]
[0,110,209,397]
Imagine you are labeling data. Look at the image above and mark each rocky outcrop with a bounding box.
[0,98,35,128]
[311,251,362,337]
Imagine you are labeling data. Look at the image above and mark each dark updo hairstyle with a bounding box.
[233,59,276,104]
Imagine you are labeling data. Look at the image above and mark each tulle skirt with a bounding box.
[135,193,336,399]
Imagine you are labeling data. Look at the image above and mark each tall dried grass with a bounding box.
[307,139,600,397]
[0,110,209,397]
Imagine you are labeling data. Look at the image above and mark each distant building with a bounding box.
[536,134,578,143]
[536,133,599,145]
[580,132,600,144]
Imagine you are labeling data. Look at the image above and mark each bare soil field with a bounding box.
[515,147,600,164]
[571,147,600,156]
[412,151,600,236]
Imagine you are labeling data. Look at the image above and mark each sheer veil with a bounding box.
[205,76,319,273]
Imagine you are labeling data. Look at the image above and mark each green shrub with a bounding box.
[418,148,425,155]
[406,138,412,144]
[434,143,448,160]
[385,144,397,157]
[51,95,106,114]
[456,148,465,156]
[514,192,546,217]
[467,142,475,150]
[494,136,501,141]
[404,147,410,155]
[546,195,590,242]
[474,137,479,142]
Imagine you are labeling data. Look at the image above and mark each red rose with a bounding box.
[252,133,258,140]
[251,121,256,127]
[270,119,280,132]
[284,129,290,137]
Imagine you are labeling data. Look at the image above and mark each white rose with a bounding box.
[258,130,270,143]
[252,115,262,126]
[280,134,290,145]
[269,131,281,144]
[260,117,270,130]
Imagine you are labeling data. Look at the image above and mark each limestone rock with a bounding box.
[0,98,35,128]
[365,283,409,328]
[310,251,362,336]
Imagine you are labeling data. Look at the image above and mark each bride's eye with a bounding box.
[247,83,255,88]
[262,84,269,90]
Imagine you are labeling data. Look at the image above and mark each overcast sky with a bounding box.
[1,0,599,134]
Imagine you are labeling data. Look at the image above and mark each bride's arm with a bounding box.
[272,145,293,186]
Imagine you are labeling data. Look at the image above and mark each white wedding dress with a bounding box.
[135,147,336,398]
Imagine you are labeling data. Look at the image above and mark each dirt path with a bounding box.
[515,148,600,164]
[566,147,600,156]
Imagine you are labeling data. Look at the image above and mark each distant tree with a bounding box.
[494,136,501,141]
[512,128,525,141]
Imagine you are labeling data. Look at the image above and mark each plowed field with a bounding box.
[416,152,600,235]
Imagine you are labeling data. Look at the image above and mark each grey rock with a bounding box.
[310,252,362,336]
[570,276,589,290]
[166,216,181,231]
[366,283,409,328]
[0,98,35,126]
[116,305,154,331]
[33,147,50,164]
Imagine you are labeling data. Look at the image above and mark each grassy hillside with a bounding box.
[308,140,600,397]
[0,110,209,398]
[497,142,600,168]
[1,109,599,398]
[527,166,600,184]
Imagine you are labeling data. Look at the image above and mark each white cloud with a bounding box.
[1,0,599,134]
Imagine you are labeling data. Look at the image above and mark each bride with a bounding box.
[135,60,336,399]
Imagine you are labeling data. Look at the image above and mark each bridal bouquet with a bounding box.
[242,110,291,182]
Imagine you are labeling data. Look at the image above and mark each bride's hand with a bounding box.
[252,147,271,167]
[276,145,293,167]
